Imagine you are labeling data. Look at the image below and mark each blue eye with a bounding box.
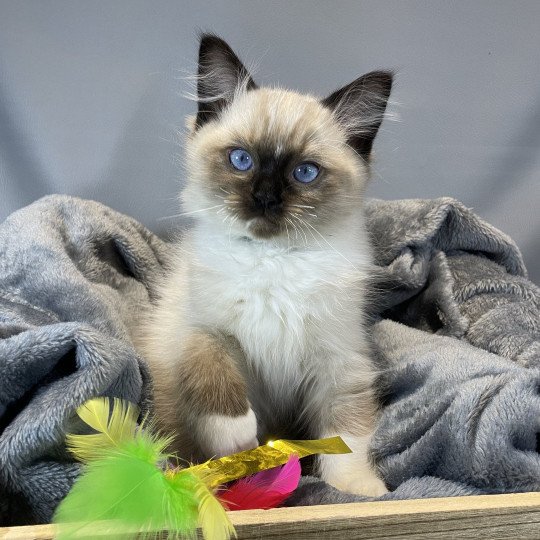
[293,162,320,183]
[229,148,253,171]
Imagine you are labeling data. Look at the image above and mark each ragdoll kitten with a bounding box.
[138,34,392,496]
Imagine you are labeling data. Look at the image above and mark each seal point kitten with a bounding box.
[138,33,392,496]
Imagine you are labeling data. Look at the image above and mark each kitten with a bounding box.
[138,34,392,496]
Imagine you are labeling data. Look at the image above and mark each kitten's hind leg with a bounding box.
[318,431,388,497]
[153,330,258,460]
[313,369,388,497]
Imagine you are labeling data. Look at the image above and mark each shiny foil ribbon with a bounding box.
[186,436,351,488]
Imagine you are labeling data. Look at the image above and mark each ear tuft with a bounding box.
[196,33,257,129]
[322,70,393,157]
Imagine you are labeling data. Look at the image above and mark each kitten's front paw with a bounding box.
[196,408,258,458]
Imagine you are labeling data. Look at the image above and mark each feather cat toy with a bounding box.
[53,398,351,540]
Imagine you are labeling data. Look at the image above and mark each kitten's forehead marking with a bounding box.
[223,88,343,156]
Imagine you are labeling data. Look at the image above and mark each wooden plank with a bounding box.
[230,493,540,539]
[2,492,540,540]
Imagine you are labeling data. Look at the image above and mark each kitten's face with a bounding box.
[185,88,361,239]
[182,35,392,242]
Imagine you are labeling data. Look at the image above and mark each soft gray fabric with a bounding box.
[0,195,538,525]
[365,198,539,367]
[0,196,162,524]
[372,321,540,493]
[286,474,483,507]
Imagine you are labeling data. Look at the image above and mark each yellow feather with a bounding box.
[67,397,139,462]
[194,474,236,540]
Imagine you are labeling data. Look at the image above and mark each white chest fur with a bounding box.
[184,223,372,390]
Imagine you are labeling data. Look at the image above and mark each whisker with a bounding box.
[285,217,300,243]
[295,215,322,249]
[284,219,291,252]
[215,192,241,206]
[158,204,224,220]
[228,212,239,247]
[290,217,307,247]
[289,214,310,246]
[157,215,184,222]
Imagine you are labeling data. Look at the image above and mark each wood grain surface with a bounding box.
[2,492,540,539]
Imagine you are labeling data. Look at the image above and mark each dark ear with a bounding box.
[322,71,393,157]
[196,33,257,129]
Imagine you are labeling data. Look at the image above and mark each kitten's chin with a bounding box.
[245,217,282,240]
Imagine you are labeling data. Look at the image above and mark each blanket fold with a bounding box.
[366,198,539,364]
[0,194,538,525]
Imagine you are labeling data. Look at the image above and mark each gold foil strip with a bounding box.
[185,436,351,488]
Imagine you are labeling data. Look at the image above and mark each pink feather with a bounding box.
[219,455,301,510]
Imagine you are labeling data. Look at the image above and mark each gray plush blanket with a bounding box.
[1,195,539,525]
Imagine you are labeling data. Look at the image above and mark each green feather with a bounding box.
[66,397,139,462]
[54,434,200,539]
[57,397,236,539]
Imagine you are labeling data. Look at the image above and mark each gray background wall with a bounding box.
[0,0,538,283]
